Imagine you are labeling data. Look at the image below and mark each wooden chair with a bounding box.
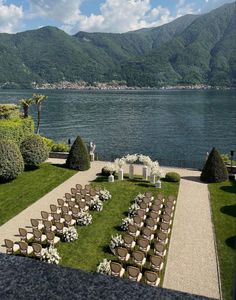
[150,255,164,272]
[156,193,164,201]
[148,211,159,223]
[57,198,65,207]
[141,227,154,242]
[137,237,150,254]
[77,201,88,211]
[127,266,142,282]
[71,188,77,196]
[42,220,56,232]
[84,195,92,207]
[55,222,66,235]
[167,195,176,205]
[123,234,135,250]
[127,224,140,238]
[65,193,72,201]
[160,222,171,235]
[33,228,47,243]
[153,199,163,208]
[95,186,101,195]
[144,271,160,286]
[41,211,53,222]
[18,241,33,256]
[90,189,96,197]
[61,206,71,216]
[136,209,146,220]
[132,250,146,269]
[165,201,175,210]
[163,207,174,218]
[133,215,144,228]
[145,218,157,231]
[71,207,80,220]
[161,214,172,225]
[150,204,161,215]
[30,218,44,231]
[75,193,82,202]
[76,184,82,192]
[144,191,152,199]
[110,262,125,277]
[45,231,60,246]
[85,184,91,192]
[154,242,167,257]
[52,213,65,224]
[156,232,168,245]
[139,202,149,213]
[18,228,33,242]
[142,197,152,206]
[4,239,20,254]
[50,204,61,214]
[116,247,130,262]
[64,214,76,227]
[80,189,87,196]
[32,243,43,258]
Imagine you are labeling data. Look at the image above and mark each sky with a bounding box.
[0,0,234,34]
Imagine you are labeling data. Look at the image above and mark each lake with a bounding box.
[0,89,235,168]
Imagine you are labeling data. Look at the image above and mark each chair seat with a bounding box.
[146,277,160,287]
[53,236,60,245]
[13,244,20,253]
[27,246,34,255]
[38,223,44,230]
[26,233,34,241]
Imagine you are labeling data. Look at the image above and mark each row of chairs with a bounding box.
[110,192,176,286]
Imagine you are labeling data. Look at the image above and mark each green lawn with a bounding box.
[58,176,179,284]
[208,181,236,300]
[0,163,76,226]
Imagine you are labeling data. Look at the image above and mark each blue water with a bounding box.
[0,89,235,168]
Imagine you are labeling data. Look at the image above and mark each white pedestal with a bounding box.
[108,174,114,182]
[150,173,156,184]
[142,166,148,180]
[118,169,124,180]
[129,164,134,179]
[155,179,162,188]
[90,153,95,162]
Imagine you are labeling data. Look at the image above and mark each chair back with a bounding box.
[50,204,58,213]
[85,184,91,191]
[33,229,42,241]
[116,247,128,258]
[132,250,144,262]
[30,218,39,229]
[46,231,55,244]
[71,188,77,196]
[64,214,72,224]
[19,228,27,238]
[65,193,72,200]
[55,222,64,233]
[144,191,152,198]
[4,239,13,250]
[76,184,82,191]
[41,211,49,220]
[81,189,87,196]
[90,189,96,197]
[43,220,52,231]
[110,262,122,275]
[18,241,28,254]
[68,201,75,208]
[61,206,69,215]
[32,243,42,257]
[57,198,64,207]
[127,266,140,279]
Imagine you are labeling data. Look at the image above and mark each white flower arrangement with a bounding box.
[138,154,152,166]
[128,203,140,217]
[77,211,93,226]
[114,157,125,169]
[134,193,146,204]
[62,226,78,242]
[99,189,112,201]
[40,246,61,265]
[121,217,134,231]
[109,234,124,255]
[103,162,117,174]
[90,197,103,211]
[97,259,111,275]
[125,154,138,164]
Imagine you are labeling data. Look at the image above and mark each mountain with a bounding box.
[0,2,235,88]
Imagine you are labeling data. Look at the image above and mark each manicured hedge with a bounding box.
[0,117,34,145]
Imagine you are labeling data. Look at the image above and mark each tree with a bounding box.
[201,147,228,183]
[32,93,48,134]
[66,136,90,171]
[19,97,33,118]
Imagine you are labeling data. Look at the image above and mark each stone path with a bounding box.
[0,160,220,299]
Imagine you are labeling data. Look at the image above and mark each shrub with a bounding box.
[165,172,181,182]
[0,140,24,181]
[90,197,103,211]
[42,137,54,151]
[128,203,140,217]
[62,227,78,242]
[201,147,228,183]
[109,234,124,254]
[97,259,111,275]
[101,167,115,177]
[52,143,69,152]
[0,104,19,119]
[76,212,92,226]
[120,217,133,231]
[40,246,61,264]
[99,189,112,201]
[0,117,34,145]
[66,136,90,171]
[20,135,49,168]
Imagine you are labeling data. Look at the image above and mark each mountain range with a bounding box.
[0,2,235,88]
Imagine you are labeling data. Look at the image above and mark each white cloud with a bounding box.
[0,0,23,33]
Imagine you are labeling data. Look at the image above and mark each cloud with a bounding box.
[0,0,23,33]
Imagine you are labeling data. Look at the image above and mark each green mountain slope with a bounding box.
[0,2,235,88]
[122,2,236,87]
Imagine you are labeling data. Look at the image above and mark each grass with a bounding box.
[208,181,236,300]
[0,163,76,226]
[58,175,179,285]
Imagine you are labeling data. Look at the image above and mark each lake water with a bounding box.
[0,89,235,168]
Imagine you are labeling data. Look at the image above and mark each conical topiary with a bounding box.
[201,147,228,183]
[66,136,90,171]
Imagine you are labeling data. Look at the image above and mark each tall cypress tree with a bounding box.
[66,136,90,171]
[201,147,228,183]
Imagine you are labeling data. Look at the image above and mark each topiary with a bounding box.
[20,135,49,168]
[165,172,180,182]
[201,147,228,183]
[66,136,90,171]
[0,140,24,181]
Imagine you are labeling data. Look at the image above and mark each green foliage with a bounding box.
[19,97,33,118]
[52,143,69,152]
[0,104,19,119]
[201,147,228,183]
[165,172,181,182]
[0,3,235,87]
[0,117,34,145]
[42,136,54,151]
[66,136,90,171]
[20,135,49,168]
[0,140,24,181]
[221,153,236,165]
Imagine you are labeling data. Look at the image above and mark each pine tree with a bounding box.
[66,136,90,171]
[201,147,228,183]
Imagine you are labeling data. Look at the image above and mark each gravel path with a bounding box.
[0,160,220,298]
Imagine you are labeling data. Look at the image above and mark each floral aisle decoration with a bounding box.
[109,234,124,254]
[150,161,160,184]
[128,203,140,217]
[103,162,117,182]
[77,211,93,226]
[139,154,152,180]
[90,197,103,211]
[121,216,134,231]
[125,154,138,179]
[114,157,125,180]
[133,193,146,204]
[97,259,111,275]
[62,226,78,242]
[40,246,61,264]
[99,189,112,201]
